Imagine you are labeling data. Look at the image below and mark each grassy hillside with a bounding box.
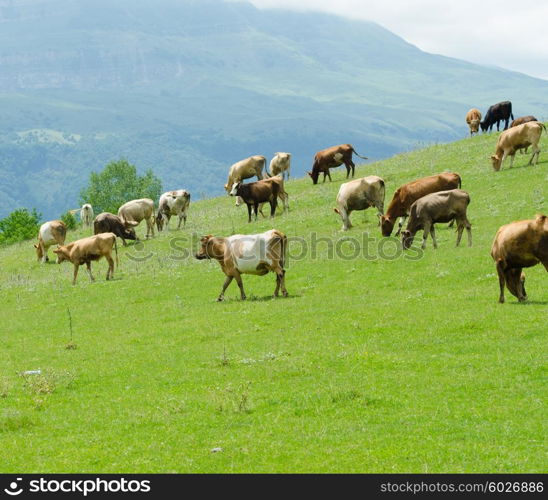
[0,130,546,473]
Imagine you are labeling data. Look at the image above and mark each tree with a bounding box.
[0,208,41,245]
[79,158,162,214]
[60,211,78,230]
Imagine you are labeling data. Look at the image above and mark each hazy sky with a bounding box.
[248,0,548,81]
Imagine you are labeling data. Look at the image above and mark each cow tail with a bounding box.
[457,174,462,188]
[351,147,369,160]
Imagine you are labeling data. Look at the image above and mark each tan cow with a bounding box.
[34,220,67,263]
[308,144,368,184]
[118,198,155,238]
[490,215,548,303]
[53,233,118,285]
[268,152,291,180]
[195,229,288,301]
[490,121,545,171]
[465,108,482,136]
[380,172,462,236]
[224,156,266,206]
[334,176,385,231]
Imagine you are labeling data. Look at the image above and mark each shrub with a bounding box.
[0,208,41,245]
[60,211,78,230]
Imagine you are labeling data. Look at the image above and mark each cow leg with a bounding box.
[85,262,95,282]
[217,276,233,302]
[105,256,114,280]
[448,219,455,228]
[254,202,260,221]
[270,199,277,218]
[345,163,350,178]
[509,154,515,168]
[395,216,406,237]
[456,221,464,247]
[430,224,438,249]
[466,220,472,247]
[72,264,80,285]
[496,261,506,303]
[349,160,355,178]
[279,269,288,297]
[274,273,281,297]
[529,146,540,166]
[506,268,526,302]
[234,272,246,300]
[420,222,431,249]
[247,204,252,223]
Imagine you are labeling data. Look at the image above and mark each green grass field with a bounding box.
[1,130,546,473]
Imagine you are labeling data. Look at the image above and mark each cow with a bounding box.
[490,121,545,171]
[401,189,472,250]
[255,175,289,217]
[93,212,138,246]
[490,214,548,303]
[334,176,385,231]
[380,172,462,237]
[53,233,118,285]
[34,220,67,263]
[224,155,266,206]
[465,108,482,136]
[156,189,191,231]
[480,101,514,132]
[118,198,155,239]
[510,115,537,128]
[80,203,94,227]
[267,152,291,180]
[195,229,288,301]
[230,178,286,222]
[308,144,368,184]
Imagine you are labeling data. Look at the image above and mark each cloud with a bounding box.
[247,0,548,80]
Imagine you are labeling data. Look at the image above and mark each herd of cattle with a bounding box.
[32,100,546,302]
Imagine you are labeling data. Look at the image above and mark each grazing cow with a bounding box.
[308,144,368,184]
[256,175,289,217]
[80,203,94,227]
[34,220,67,263]
[490,121,545,171]
[401,189,472,249]
[118,198,155,238]
[156,189,191,231]
[53,233,118,285]
[93,212,138,246]
[465,108,482,136]
[267,152,291,180]
[491,214,548,303]
[195,229,288,301]
[380,172,462,237]
[224,155,266,206]
[334,176,385,231]
[510,115,537,128]
[480,101,514,132]
[230,178,285,222]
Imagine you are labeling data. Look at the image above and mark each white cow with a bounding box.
[156,190,191,231]
[268,152,291,180]
[80,203,94,227]
[334,176,385,231]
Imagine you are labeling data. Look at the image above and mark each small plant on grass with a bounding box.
[60,211,78,230]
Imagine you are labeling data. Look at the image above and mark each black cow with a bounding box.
[480,101,514,132]
[93,212,138,246]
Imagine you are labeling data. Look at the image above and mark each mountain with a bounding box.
[1,0,547,219]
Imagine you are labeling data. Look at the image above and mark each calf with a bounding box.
[118,198,155,239]
[34,220,67,263]
[380,172,461,237]
[334,176,385,231]
[490,121,545,171]
[230,178,282,222]
[80,204,94,227]
[465,108,482,136]
[491,214,548,303]
[308,144,368,184]
[401,189,472,249]
[195,229,288,301]
[53,233,118,285]
[156,189,191,231]
[481,101,514,132]
[94,212,138,246]
[268,152,291,180]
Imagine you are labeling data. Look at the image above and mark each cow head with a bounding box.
[401,230,414,250]
[307,171,319,185]
[195,235,217,260]
[229,182,241,196]
[380,215,395,237]
[121,219,139,240]
[480,121,488,133]
[470,119,480,133]
[490,154,502,171]
[52,246,69,264]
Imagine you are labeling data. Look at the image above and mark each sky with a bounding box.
[248,0,548,81]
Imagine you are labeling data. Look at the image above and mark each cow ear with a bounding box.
[33,244,38,248]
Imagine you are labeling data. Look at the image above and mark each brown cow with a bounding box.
[53,233,118,285]
[491,214,548,303]
[380,172,462,237]
[94,212,138,246]
[490,121,545,171]
[465,108,482,136]
[195,229,288,301]
[510,115,537,128]
[308,144,368,184]
[401,189,472,249]
[34,220,67,263]
[230,178,284,222]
